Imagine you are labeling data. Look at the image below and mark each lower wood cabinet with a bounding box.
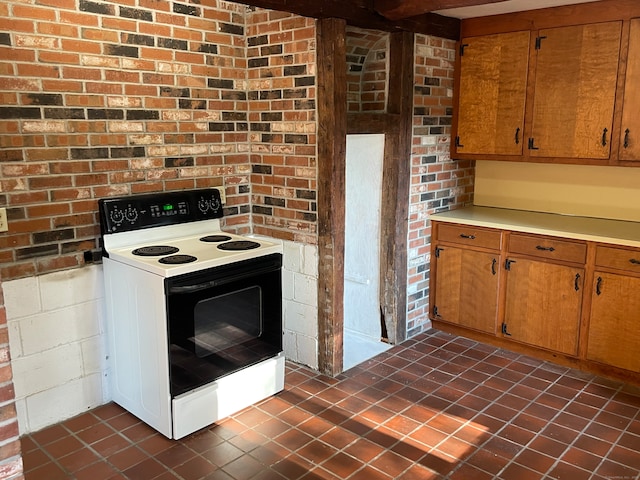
[587,272,640,371]
[433,246,499,334]
[586,245,640,372]
[430,221,640,381]
[503,258,583,356]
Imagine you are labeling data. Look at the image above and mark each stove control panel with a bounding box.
[99,188,224,234]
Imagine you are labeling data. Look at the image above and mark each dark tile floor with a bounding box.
[21,329,640,479]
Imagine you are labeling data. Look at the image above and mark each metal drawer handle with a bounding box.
[630,259,640,265]
[624,128,630,149]
[601,128,608,147]
[459,234,476,240]
[596,276,602,296]
[574,273,580,292]
[491,258,497,275]
[536,245,555,252]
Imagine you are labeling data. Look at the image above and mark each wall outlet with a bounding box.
[0,208,7,232]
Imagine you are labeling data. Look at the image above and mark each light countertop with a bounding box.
[430,206,640,249]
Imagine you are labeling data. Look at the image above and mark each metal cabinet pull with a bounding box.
[596,276,602,296]
[515,127,520,145]
[574,273,581,291]
[536,245,555,252]
[624,128,630,149]
[501,323,512,336]
[602,128,608,147]
[630,258,640,265]
[459,234,476,240]
[491,258,497,275]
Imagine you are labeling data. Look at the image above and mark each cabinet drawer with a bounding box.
[595,245,640,273]
[437,223,502,250]
[508,233,586,263]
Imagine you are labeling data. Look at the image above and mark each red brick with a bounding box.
[2,164,49,178]
[0,47,36,63]
[60,38,102,55]
[0,235,31,250]
[5,218,51,234]
[59,11,100,27]
[36,254,82,275]
[28,176,73,190]
[71,200,98,213]
[0,366,13,385]
[81,28,119,43]
[0,439,21,462]
[13,5,56,21]
[0,263,35,282]
[101,16,137,32]
[26,203,71,218]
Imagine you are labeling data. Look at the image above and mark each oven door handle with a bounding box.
[169,281,219,294]
[167,264,279,294]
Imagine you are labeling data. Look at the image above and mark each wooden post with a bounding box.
[316,18,347,376]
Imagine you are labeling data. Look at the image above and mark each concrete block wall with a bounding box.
[282,241,318,370]
[4,266,106,434]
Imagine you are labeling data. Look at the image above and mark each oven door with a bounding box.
[165,253,282,397]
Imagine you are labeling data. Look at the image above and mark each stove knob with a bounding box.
[210,195,221,212]
[109,208,124,225]
[125,207,138,223]
[197,198,210,213]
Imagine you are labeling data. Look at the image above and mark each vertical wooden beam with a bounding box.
[380,30,414,345]
[316,18,347,376]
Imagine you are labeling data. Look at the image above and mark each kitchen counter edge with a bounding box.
[430,206,640,249]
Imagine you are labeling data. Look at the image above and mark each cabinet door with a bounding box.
[433,246,499,334]
[503,258,583,355]
[529,22,622,159]
[587,272,640,372]
[455,31,530,155]
[619,19,640,161]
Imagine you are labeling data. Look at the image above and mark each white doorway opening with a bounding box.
[343,134,392,370]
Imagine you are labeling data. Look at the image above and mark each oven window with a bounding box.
[194,286,262,358]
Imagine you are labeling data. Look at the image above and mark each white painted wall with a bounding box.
[344,134,385,340]
[5,240,317,434]
[475,160,640,222]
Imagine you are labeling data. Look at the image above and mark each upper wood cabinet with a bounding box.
[529,22,622,159]
[452,1,640,165]
[619,19,640,162]
[454,31,530,156]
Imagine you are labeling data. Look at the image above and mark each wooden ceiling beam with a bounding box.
[236,0,461,39]
[374,0,510,21]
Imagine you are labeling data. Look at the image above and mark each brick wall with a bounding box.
[346,27,388,113]
[0,276,23,480]
[0,0,260,282]
[245,8,317,244]
[407,34,474,337]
